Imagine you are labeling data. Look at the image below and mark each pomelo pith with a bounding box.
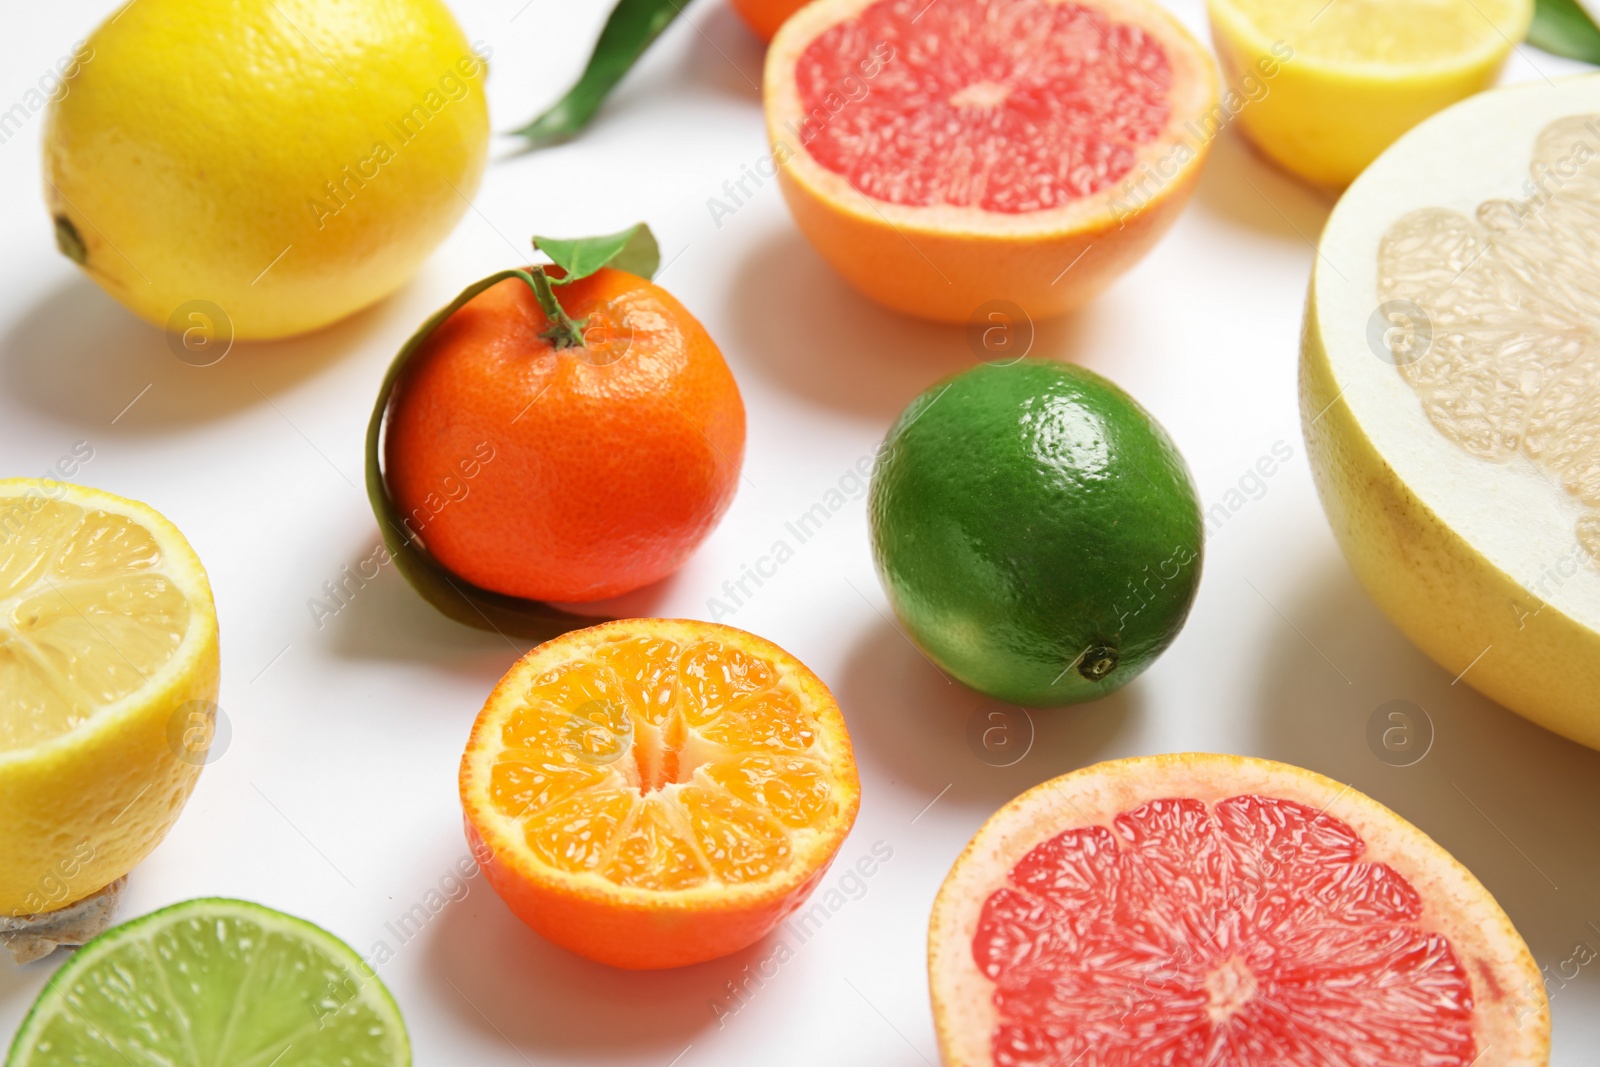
[1303,74,1600,750]
[930,754,1547,1066]
[764,0,1219,323]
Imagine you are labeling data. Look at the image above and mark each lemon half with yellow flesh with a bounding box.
[1208,0,1533,187]
[0,480,219,916]
[1303,74,1600,750]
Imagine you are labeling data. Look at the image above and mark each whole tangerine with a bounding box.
[383,267,745,603]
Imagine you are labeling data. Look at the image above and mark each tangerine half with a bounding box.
[460,619,860,969]
[383,268,745,603]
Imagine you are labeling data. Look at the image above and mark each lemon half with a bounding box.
[0,480,219,916]
[1208,0,1532,187]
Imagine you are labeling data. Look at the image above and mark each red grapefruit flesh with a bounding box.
[765,0,1219,322]
[930,755,1549,1066]
[797,0,1173,212]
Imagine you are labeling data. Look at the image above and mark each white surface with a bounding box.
[3,2,1599,1064]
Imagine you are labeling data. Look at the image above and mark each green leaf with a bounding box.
[1530,0,1600,62]
[533,223,661,284]
[365,270,607,641]
[509,0,692,148]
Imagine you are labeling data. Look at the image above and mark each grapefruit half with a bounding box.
[1303,74,1600,750]
[764,0,1219,323]
[930,754,1547,1066]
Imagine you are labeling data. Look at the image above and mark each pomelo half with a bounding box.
[1303,74,1600,750]
[930,754,1547,1066]
[764,0,1219,323]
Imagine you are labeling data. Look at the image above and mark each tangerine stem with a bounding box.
[525,266,589,350]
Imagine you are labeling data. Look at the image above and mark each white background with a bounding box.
[2,1,1599,1063]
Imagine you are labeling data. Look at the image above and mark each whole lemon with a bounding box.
[44,0,490,340]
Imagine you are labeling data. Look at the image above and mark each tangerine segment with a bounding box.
[461,619,860,969]
[930,755,1549,1067]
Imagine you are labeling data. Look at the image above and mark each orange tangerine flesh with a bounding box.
[460,619,860,969]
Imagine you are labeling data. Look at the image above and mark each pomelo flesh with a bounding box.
[930,755,1548,1067]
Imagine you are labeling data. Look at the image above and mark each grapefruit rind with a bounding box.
[460,619,860,969]
[929,754,1547,1067]
[1303,74,1600,749]
[765,0,1220,322]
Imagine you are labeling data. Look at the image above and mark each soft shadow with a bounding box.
[1193,129,1336,242]
[1256,551,1600,989]
[0,949,54,1015]
[548,567,687,621]
[321,549,533,674]
[0,275,393,434]
[323,524,688,671]
[837,619,1142,815]
[673,1,765,103]
[422,890,732,1057]
[725,232,1092,421]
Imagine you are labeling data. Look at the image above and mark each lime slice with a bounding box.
[6,899,409,1067]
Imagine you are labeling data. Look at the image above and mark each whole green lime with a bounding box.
[869,360,1203,706]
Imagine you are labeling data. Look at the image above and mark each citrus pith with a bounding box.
[930,754,1549,1066]
[765,0,1220,322]
[0,480,219,918]
[460,618,859,969]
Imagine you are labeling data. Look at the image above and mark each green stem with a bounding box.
[364,267,604,641]
[525,266,589,349]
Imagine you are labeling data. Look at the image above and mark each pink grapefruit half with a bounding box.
[765,0,1219,323]
[930,754,1549,1066]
